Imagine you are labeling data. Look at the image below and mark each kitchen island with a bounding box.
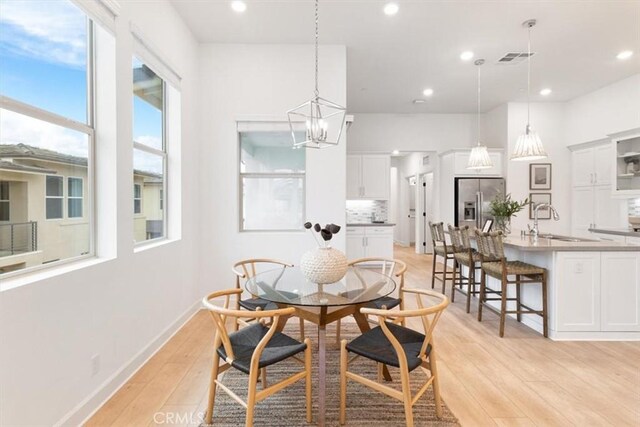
[474,233,640,340]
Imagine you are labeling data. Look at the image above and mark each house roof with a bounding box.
[0,160,57,175]
[0,143,162,179]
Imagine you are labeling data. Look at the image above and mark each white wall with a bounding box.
[564,74,640,147]
[348,113,478,153]
[198,44,347,297]
[0,2,202,425]
[506,103,571,234]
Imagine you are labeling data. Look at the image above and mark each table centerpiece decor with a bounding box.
[300,222,348,284]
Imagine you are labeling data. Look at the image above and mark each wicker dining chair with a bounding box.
[335,258,407,344]
[233,258,306,339]
[448,224,482,313]
[475,230,549,337]
[202,289,312,426]
[339,288,450,427]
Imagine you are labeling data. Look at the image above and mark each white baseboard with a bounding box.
[56,300,201,427]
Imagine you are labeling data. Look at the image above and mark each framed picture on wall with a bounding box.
[529,163,552,190]
[529,193,552,219]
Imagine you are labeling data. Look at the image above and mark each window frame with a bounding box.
[0,14,96,277]
[132,57,168,246]
[0,181,9,221]
[133,183,142,215]
[237,129,306,233]
[67,176,84,219]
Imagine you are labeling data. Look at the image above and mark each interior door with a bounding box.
[346,155,362,199]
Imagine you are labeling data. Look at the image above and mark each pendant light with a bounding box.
[511,19,547,161]
[467,59,493,170]
[287,0,346,149]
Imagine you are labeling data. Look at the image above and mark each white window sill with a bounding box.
[134,237,179,253]
[0,256,114,293]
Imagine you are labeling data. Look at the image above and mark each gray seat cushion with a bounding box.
[346,322,430,372]
[339,290,401,310]
[238,297,278,311]
[217,323,307,374]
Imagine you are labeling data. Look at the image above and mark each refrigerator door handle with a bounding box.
[476,192,482,229]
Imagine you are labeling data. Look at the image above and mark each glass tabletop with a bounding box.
[244,266,396,307]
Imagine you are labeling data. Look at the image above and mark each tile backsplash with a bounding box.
[346,200,388,223]
[628,198,640,217]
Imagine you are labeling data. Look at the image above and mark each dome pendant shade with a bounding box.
[467,144,493,169]
[511,125,547,161]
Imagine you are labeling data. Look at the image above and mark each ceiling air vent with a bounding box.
[496,52,535,65]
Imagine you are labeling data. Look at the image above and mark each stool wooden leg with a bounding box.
[442,256,448,294]
[431,253,437,289]
[542,271,549,338]
[499,275,508,338]
[466,264,474,314]
[516,275,522,322]
[336,318,341,345]
[478,269,486,321]
[451,259,457,302]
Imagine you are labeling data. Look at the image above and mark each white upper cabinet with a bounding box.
[572,147,596,187]
[346,154,390,200]
[452,151,503,176]
[594,144,612,185]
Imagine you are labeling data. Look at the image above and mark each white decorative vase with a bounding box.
[300,247,348,284]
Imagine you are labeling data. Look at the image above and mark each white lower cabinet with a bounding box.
[601,252,640,331]
[346,226,394,260]
[556,251,640,332]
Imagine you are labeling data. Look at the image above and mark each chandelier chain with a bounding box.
[527,23,531,126]
[314,0,319,97]
[477,63,481,145]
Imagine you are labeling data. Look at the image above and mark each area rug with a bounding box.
[202,322,460,426]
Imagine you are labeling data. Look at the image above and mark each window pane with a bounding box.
[240,131,305,173]
[68,198,82,218]
[133,149,164,242]
[0,201,8,221]
[46,198,63,219]
[0,0,88,123]
[0,181,8,200]
[68,177,82,197]
[134,184,141,199]
[242,177,304,230]
[133,58,163,150]
[0,108,90,272]
[46,176,63,197]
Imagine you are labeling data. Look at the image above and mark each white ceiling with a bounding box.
[171,0,640,113]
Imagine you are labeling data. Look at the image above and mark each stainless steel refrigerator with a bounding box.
[454,177,506,229]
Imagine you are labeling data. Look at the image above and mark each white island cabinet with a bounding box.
[482,235,640,340]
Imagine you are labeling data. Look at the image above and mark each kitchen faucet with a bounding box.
[529,203,560,238]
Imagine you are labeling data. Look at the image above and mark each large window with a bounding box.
[133,57,166,243]
[239,130,305,231]
[0,0,93,274]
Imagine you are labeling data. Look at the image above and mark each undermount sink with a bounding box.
[538,234,595,243]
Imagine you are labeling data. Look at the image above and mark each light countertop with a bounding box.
[588,227,640,238]
[346,223,396,227]
[502,234,639,252]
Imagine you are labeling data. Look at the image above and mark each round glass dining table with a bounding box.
[245,266,396,427]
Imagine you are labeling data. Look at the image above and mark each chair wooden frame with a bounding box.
[335,257,408,344]
[232,258,306,338]
[448,224,481,313]
[202,289,312,427]
[475,231,549,338]
[339,288,450,427]
[429,222,459,294]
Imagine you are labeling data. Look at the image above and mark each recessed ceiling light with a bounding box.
[231,1,247,13]
[540,88,552,96]
[423,88,434,97]
[460,51,474,61]
[412,99,426,104]
[392,150,400,155]
[383,3,399,16]
[617,50,633,60]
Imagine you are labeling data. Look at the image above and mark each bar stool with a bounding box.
[475,230,548,338]
[448,224,482,313]
[429,221,460,294]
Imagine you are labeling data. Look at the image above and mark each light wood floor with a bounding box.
[87,245,640,426]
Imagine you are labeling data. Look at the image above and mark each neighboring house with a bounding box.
[0,143,163,273]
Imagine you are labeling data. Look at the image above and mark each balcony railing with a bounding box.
[0,221,38,257]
